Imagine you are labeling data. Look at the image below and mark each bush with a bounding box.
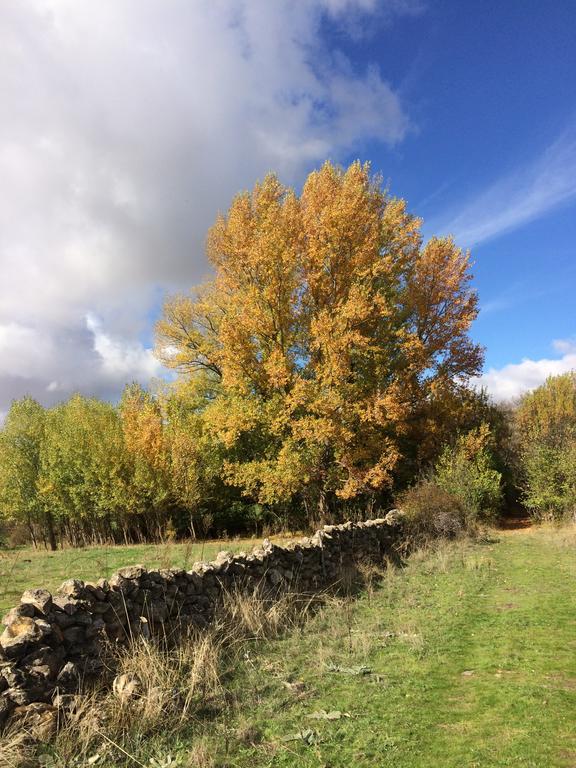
[522,443,576,521]
[435,424,503,523]
[398,480,468,542]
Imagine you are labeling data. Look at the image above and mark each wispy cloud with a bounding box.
[478,274,568,317]
[431,125,576,247]
[473,338,576,402]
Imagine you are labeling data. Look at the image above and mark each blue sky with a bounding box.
[0,0,575,412]
[328,0,576,393]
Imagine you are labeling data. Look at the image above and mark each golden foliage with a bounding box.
[515,372,576,447]
[156,161,482,508]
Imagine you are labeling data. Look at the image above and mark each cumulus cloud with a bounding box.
[473,339,576,402]
[0,0,417,413]
[430,125,576,247]
[0,316,165,409]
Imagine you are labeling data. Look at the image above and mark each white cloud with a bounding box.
[0,0,417,411]
[430,126,576,247]
[86,313,164,382]
[0,317,163,411]
[473,339,576,402]
[552,338,576,355]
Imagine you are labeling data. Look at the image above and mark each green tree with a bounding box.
[0,397,56,548]
[40,394,130,544]
[515,373,576,519]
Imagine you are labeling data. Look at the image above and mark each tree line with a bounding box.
[0,162,573,548]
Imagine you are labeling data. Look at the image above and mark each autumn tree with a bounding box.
[156,161,482,522]
[119,382,172,536]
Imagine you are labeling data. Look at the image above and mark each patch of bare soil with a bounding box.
[495,602,519,611]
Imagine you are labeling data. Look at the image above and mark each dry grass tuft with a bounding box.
[0,562,389,767]
[0,727,35,768]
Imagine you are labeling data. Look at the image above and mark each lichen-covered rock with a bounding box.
[20,588,53,615]
[57,579,86,599]
[108,573,133,593]
[0,616,42,657]
[384,509,404,526]
[117,565,146,580]
[52,595,81,615]
[2,604,35,627]
[215,550,234,564]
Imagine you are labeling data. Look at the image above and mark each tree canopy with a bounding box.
[0,161,496,545]
[156,161,483,518]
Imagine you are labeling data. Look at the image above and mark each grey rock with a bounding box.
[85,618,106,639]
[0,616,42,657]
[35,619,53,638]
[53,612,77,628]
[2,665,28,688]
[21,588,53,615]
[6,686,39,706]
[22,647,62,678]
[57,579,86,599]
[56,661,79,686]
[117,565,146,580]
[62,626,85,645]
[85,584,107,601]
[0,693,15,728]
[267,568,283,586]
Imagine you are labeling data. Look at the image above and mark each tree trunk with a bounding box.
[27,515,37,548]
[44,509,58,551]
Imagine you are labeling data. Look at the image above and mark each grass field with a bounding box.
[0,536,274,618]
[3,525,576,767]
[192,524,576,768]
[102,524,573,768]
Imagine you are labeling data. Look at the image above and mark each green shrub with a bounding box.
[522,443,576,521]
[435,424,503,523]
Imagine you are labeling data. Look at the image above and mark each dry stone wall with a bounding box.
[0,517,402,730]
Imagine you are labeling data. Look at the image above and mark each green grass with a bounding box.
[0,536,274,619]
[5,525,576,767]
[166,525,575,768]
